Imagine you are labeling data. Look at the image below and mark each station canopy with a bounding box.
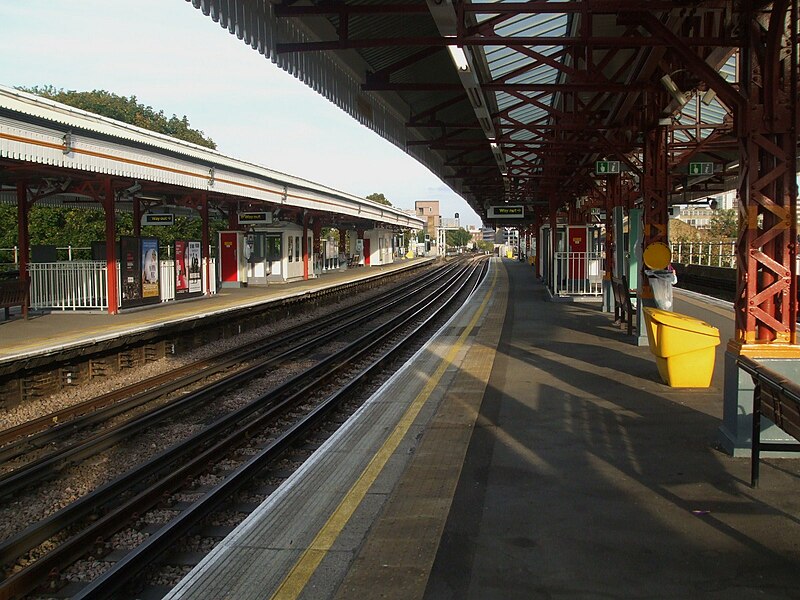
[185,0,755,225]
[0,85,424,231]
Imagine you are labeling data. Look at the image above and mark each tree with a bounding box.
[366,192,392,207]
[669,219,707,242]
[446,228,472,249]
[4,86,221,255]
[708,209,737,239]
[17,85,216,149]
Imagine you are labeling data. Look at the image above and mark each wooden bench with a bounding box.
[611,275,635,336]
[739,356,800,487]
[0,278,29,321]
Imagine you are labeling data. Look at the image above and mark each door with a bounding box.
[248,233,269,285]
[265,233,282,279]
[363,239,371,266]
[568,226,587,280]
[220,232,239,283]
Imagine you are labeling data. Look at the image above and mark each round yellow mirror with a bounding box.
[643,242,671,270]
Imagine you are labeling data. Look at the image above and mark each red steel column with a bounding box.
[133,196,141,237]
[302,213,309,280]
[640,123,669,304]
[201,193,211,295]
[16,181,29,283]
[733,0,798,351]
[103,178,119,315]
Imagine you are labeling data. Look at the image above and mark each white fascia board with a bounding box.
[0,87,425,229]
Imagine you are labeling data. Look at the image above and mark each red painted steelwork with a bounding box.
[735,0,798,348]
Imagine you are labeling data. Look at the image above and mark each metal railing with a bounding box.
[553,252,604,296]
[28,258,216,311]
[29,261,109,310]
[671,241,736,268]
[1,245,177,269]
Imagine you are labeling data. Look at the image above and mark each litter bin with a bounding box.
[646,269,676,310]
[642,307,720,387]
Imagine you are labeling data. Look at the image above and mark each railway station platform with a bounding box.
[166,257,800,600]
[0,258,433,367]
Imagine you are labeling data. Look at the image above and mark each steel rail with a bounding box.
[73,257,489,600]
[0,259,482,599]
[0,262,461,497]
[0,261,453,456]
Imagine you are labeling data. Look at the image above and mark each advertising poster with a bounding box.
[120,236,142,309]
[188,241,202,294]
[175,240,188,294]
[141,237,160,304]
[175,240,202,297]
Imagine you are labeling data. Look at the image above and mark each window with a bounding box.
[295,236,300,261]
[266,234,282,261]
[288,235,293,262]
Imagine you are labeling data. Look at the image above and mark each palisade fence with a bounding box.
[5,251,216,311]
[553,251,604,296]
[671,241,737,268]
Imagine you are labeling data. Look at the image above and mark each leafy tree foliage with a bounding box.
[17,85,216,149]
[366,192,392,207]
[1,86,223,259]
[708,209,737,239]
[669,218,707,242]
[446,228,472,248]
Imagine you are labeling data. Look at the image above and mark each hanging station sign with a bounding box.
[688,162,714,176]
[487,205,525,219]
[141,213,174,226]
[594,160,620,174]
[238,211,273,225]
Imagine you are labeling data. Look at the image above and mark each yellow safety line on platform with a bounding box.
[270,266,497,600]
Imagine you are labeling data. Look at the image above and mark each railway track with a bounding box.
[0,261,456,457]
[0,256,488,599]
[0,261,462,495]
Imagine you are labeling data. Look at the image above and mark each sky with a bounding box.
[0,0,481,226]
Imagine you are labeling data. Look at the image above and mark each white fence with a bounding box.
[28,259,216,311]
[672,241,736,268]
[29,261,109,310]
[553,252,604,296]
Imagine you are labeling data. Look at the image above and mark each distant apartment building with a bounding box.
[414,200,441,241]
[671,190,734,230]
[501,227,519,246]
[467,224,483,246]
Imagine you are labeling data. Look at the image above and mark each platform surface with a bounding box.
[164,258,800,599]
[0,259,430,364]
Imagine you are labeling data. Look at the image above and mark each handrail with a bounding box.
[738,355,800,487]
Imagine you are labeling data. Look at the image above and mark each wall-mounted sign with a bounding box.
[595,160,620,174]
[487,205,525,219]
[142,213,174,226]
[688,162,714,176]
[238,211,273,225]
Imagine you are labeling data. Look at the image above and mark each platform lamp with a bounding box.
[659,72,689,107]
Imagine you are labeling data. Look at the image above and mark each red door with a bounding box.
[220,232,239,283]
[363,239,371,266]
[567,227,587,279]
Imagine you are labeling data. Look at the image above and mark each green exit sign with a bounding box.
[595,160,620,174]
[688,162,714,176]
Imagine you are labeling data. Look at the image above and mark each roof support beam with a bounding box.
[276,36,737,54]
[363,82,651,93]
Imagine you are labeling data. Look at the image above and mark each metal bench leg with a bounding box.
[751,386,761,488]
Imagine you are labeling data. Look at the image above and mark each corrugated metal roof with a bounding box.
[0,85,425,229]
[472,2,569,176]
